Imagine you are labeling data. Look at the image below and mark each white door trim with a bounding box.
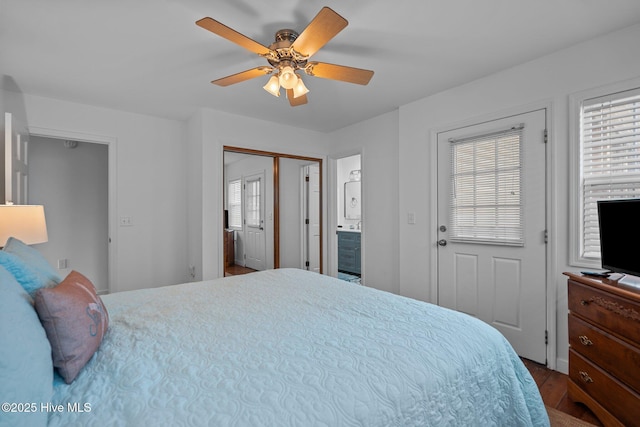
[427,100,557,369]
[28,126,118,294]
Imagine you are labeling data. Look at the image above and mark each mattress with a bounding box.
[47,268,549,426]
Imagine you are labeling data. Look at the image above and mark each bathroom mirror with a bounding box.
[344,181,361,220]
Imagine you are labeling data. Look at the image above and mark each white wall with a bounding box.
[397,23,640,371]
[29,136,108,292]
[21,94,188,292]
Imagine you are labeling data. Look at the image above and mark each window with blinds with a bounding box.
[580,88,640,259]
[228,179,242,229]
[449,125,524,246]
[245,178,261,227]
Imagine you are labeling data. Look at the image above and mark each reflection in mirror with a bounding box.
[223,148,322,276]
[344,181,361,220]
[223,151,274,276]
[279,158,321,272]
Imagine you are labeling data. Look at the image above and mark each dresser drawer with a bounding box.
[338,231,360,246]
[569,314,640,393]
[568,280,640,344]
[569,349,640,427]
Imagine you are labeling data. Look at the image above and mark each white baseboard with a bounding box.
[555,357,568,375]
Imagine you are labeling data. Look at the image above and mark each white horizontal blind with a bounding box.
[228,179,242,229]
[449,126,524,246]
[245,177,261,227]
[581,88,640,258]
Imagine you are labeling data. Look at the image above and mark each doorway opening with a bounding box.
[28,135,111,294]
[336,154,362,284]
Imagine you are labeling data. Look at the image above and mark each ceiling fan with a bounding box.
[196,7,374,107]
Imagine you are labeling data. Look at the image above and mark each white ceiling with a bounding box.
[3,0,640,132]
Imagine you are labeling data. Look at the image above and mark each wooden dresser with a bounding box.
[564,272,640,427]
[224,229,234,268]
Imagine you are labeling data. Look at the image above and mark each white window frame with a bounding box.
[569,78,640,267]
[227,178,242,230]
[244,176,261,228]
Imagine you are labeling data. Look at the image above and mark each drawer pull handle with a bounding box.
[578,335,593,346]
[580,300,589,306]
[579,371,594,384]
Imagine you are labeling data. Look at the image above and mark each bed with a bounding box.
[2,260,549,426]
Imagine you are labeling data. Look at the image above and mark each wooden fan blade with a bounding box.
[196,17,271,56]
[291,7,348,57]
[212,67,273,86]
[305,62,374,85]
[286,89,308,106]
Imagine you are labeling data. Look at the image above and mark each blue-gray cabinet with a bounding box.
[337,231,361,275]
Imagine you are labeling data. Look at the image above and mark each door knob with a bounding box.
[438,239,447,246]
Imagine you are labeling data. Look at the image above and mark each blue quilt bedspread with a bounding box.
[48,268,549,426]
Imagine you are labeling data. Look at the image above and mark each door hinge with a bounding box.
[544,229,548,244]
[545,330,548,345]
[543,129,548,144]
[305,175,310,182]
[305,261,310,267]
[305,218,309,225]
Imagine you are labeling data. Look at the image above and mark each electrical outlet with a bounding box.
[119,216,133,226]
[57,259,68,269]
[188,265,196,278]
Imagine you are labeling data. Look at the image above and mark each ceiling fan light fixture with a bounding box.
[292,75,309,98]
[263,75,280,97]
[197,7,373,107]
[279,65,297,90]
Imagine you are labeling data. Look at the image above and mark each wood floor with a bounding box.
[224,264,256,276]
[522,358,603,426]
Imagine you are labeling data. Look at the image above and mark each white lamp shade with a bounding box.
[292,76,309,98]
[0,205,49,246]
[263,75,281,97]
[278,65,298,90]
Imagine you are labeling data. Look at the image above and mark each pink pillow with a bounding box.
[34,271,109,383]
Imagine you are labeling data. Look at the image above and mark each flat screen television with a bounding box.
[597,198,640,287]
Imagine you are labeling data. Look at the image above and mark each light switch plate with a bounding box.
[407,212,416,224]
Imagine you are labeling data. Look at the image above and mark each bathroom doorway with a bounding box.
[336,154,362,284]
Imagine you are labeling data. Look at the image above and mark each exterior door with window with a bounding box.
[437,110,547,364]
[244,172,266,270]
